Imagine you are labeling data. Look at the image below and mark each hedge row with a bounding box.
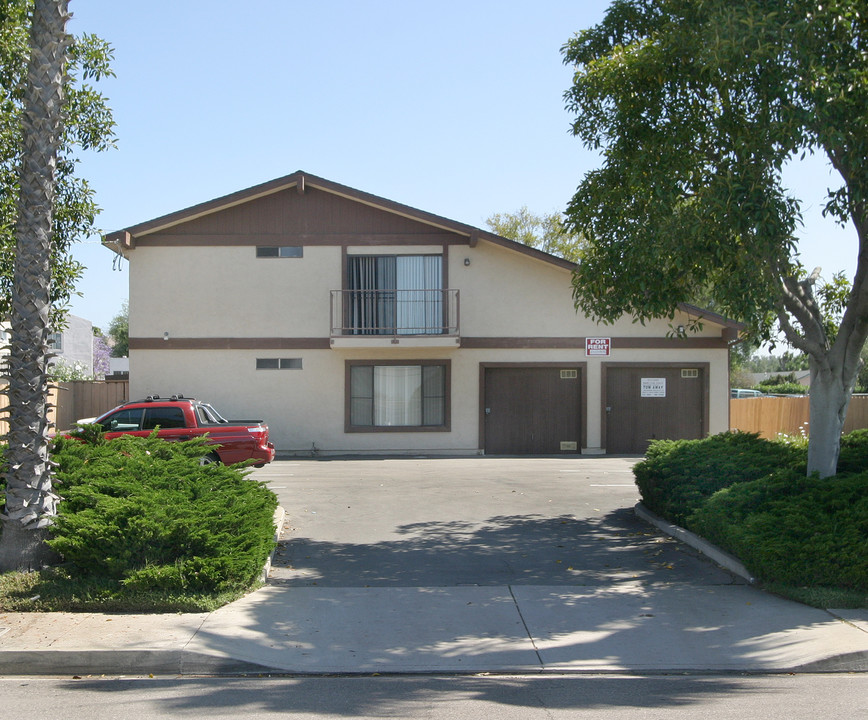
[634,431,868,592]
[3,433,279,596]
[633,431,805,525]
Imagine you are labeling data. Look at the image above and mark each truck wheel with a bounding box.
[200,452,221,466]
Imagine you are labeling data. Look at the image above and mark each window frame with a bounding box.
[98,407,144,432]
[343,253,446,336]
[256,358,304,370]
[256,246,303,258]
[345,359,451,433]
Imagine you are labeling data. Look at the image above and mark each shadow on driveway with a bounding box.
[270,508,743,588]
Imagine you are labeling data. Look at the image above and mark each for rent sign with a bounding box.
[585,337,611,356]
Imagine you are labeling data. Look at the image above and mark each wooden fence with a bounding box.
[0,380,129,436]
[730,394,868,439]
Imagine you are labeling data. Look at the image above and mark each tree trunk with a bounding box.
[0,0,69,572]
[806,361,853,478]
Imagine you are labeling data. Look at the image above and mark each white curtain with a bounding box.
[373,365,422,426]
[396,256,442,335]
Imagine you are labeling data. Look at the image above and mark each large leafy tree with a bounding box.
[486,207,585,262]
[562,0,867,477]
[0,0,114,572]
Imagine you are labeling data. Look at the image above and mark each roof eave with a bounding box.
[102,170,580,271]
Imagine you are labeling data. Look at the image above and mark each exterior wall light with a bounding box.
[163,331,170,341]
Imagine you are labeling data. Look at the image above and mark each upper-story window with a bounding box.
[256,246,303,258]
[346,255,443,335]
[48,332,63,351]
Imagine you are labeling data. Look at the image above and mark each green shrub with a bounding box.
[752,382,806,395]
[690,470,868,591]
[633,432,805,525]
[838,429,868,475]
[757,373,798,386]
[47,433,278,595]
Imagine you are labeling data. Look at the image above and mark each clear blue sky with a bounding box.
[65,0,858,334]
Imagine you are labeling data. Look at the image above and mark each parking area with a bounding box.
[250,457,742,588]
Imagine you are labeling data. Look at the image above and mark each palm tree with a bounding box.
[0,0,69,572]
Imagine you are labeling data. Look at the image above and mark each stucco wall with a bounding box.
[130,245,341,338]
[127,221,732,454]
[130,344,729,454]
[52,314,93,371]
[129,240,725,342]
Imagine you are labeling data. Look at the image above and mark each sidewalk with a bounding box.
[2,503,866,676]
[1,582,867,676]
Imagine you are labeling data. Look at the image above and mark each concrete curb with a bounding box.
[260,506,286,584]
[634,502,757,583]
[0,650,276,677]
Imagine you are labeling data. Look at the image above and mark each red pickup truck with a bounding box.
[87,395,276,467]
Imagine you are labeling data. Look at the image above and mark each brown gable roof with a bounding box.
[103,170,577,270]
[102,170,742,332]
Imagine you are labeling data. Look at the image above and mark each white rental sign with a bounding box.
[641,378,666,397]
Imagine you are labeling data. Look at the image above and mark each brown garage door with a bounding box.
[483,366,582,454]
[605,365,706,454]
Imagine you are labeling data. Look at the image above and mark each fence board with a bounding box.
[731,394,868,439]
[0,381,128,437]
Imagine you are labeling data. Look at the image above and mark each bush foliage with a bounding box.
[751,382,806,395]
[633,432,804,525]
[47,433,278,595]
[635,430,868,598]
[690,470,868,590]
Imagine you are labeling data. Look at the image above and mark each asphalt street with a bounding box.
[2,675,867,719]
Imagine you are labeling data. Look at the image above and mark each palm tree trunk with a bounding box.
[0,0,69,572]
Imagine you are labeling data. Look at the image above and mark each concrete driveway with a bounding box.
[4,458,863,676]
[250,457,742,588]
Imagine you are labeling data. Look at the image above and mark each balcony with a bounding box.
[330,289,460,348]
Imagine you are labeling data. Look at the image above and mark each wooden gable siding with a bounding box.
[138,185,469,247]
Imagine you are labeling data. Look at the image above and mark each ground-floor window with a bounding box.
[347,360,449,431]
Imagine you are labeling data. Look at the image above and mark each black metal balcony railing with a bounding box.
[330,289,459,337]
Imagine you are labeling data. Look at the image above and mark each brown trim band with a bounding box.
[140,232,467,247]
[130,338,331,350]
[131,335,729,351]
[461,337,729,349]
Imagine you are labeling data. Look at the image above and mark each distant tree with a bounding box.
[562,0,868,477]
[92,332,110,378]
[486,207,584,262]
[744,351,811,374]
[107,300,128,357]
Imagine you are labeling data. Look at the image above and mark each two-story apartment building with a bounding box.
[104,171,739,456]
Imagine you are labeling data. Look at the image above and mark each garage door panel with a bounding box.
[605,366,705,454]
[484,367,581,455]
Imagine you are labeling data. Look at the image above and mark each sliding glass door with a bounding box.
[346,255,443,335]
